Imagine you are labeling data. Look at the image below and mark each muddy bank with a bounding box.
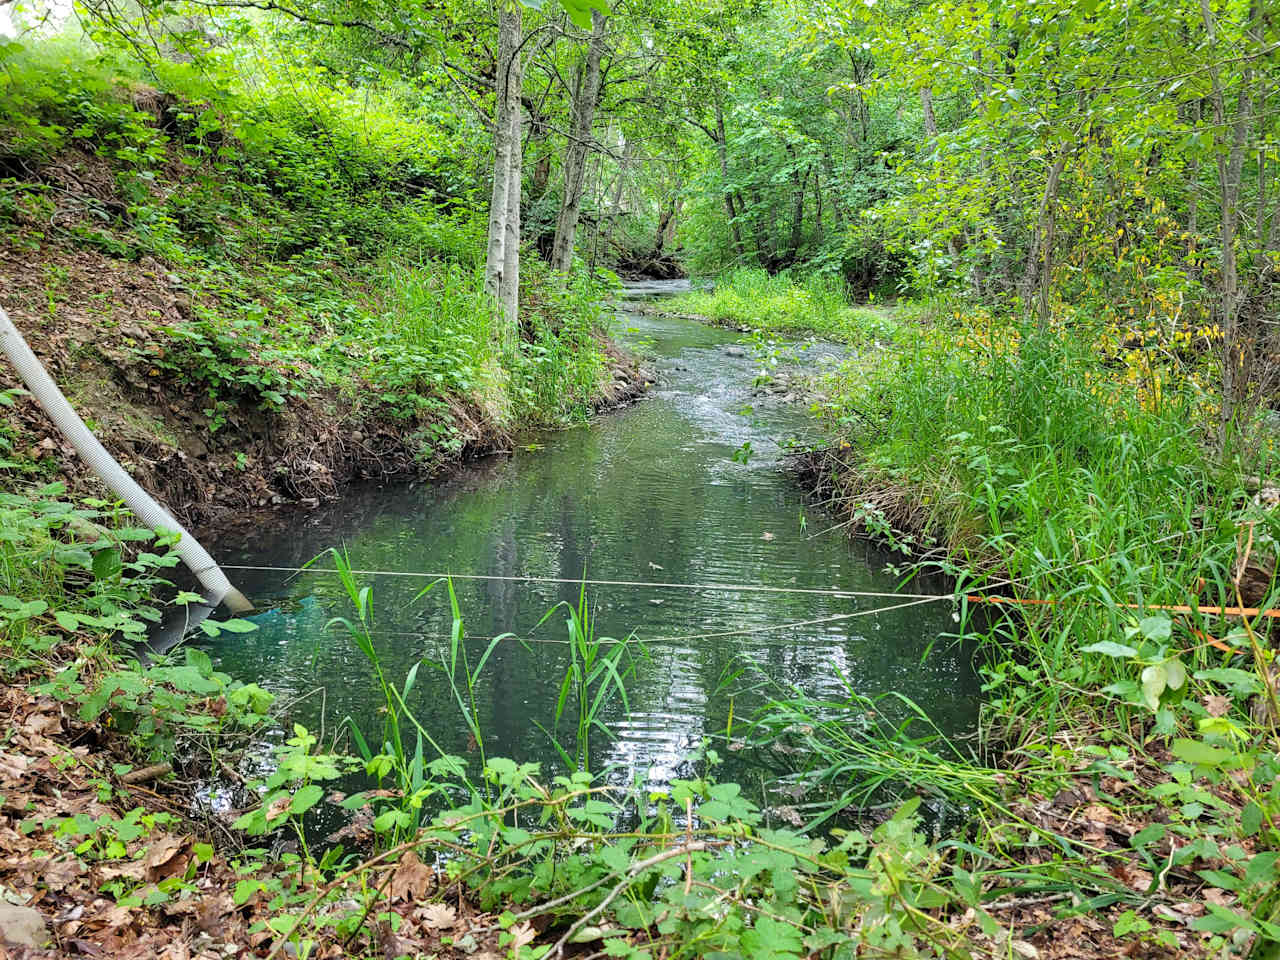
[0,244,654,526]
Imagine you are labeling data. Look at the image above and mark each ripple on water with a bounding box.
[204,298,980,792]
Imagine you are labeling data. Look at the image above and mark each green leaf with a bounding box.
[1244,852,1279,887]
[289,784,324,816]
[53,544,94,568]
[1080,641,1137,658]
[1138,615,1172,641]
[1140,664,1166,710]
[1242,802,1263,837]
[1170,738,1231,768]
[54,611,79,632]
[1196,868,1242,892]
[213,618,257,634]
[185,648,214,677]
[1194,668,1262,696]
[92,548,122,580]
[7,600,48,620]
[1191,903,1255,934]
[1130,823,1166,849]
[739,914,803,959]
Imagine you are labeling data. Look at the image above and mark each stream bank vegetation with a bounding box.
[3,0,1280,956]
[0,38,647,525]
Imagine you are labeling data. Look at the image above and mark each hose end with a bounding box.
[220,586,254,614]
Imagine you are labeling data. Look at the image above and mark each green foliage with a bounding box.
[0,482,177,662]
[534,581,644,772]
[0,484,275,763]
[793,303,1280,951]
[0,30,619,465]
[672,269,893,342]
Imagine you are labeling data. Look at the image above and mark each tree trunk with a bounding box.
[501,26,524,334]
[664,193,682,248]
[484,5,522,336]
[1201,0,1258,454]
[822,155,846,231]
[551,11,606,273]
[789,164,809,263]
[595,138,631,269]
[813,167,824,244]
[920,86,938,137]
[655,201,674,253]
[1020,145,1069,329]
[747,185,772,268]
[715,97,745,256]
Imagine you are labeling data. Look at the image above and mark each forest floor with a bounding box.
[0,660,531,960]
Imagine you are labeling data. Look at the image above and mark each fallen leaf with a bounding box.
[389,851,433,902]
[509,920,536,952]
[0,753,28,782]
[98,859,147,883]
[770,806,804,827]
[1203,887,1235,907]
[1117,864,1153,892]
[1154,903,1202,925]
[1082,804,1113,823]
[195,893,235,937]
[22,711,61,739]
[143,835,186,881]
[41,855,86,887]
[417,902,456,930]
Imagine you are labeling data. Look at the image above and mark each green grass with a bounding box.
[756,308,1280,951]
[671,268,894,342]
[817,314,1277,743]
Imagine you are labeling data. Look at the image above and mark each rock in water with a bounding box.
[0,903,49,948]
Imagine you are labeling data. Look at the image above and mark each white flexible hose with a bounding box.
[0,305,251,613]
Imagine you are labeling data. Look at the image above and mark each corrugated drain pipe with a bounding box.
[1,305,252,614]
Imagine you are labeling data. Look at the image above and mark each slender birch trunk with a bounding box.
[1020,145,1069,329]
[500,25,524,334]
[1201,0,1258,454]
[481,4,522,335]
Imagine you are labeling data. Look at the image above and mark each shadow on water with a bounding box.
[200,281,982,821]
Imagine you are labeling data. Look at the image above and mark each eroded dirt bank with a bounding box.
[0,243,653,526]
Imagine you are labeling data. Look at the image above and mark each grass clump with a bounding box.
[671,268,893,342]
[771,302,1280,954]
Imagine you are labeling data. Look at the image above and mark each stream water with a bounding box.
[206,282,980,809]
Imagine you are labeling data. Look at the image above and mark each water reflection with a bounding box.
[207,288,981,792]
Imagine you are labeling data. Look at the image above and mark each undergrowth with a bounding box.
[670,268,894,342]
[782,303,1280,954]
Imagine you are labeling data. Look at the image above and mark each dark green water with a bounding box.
[206,283,980,803]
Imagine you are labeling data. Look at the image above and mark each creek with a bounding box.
[206,281,981,811]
